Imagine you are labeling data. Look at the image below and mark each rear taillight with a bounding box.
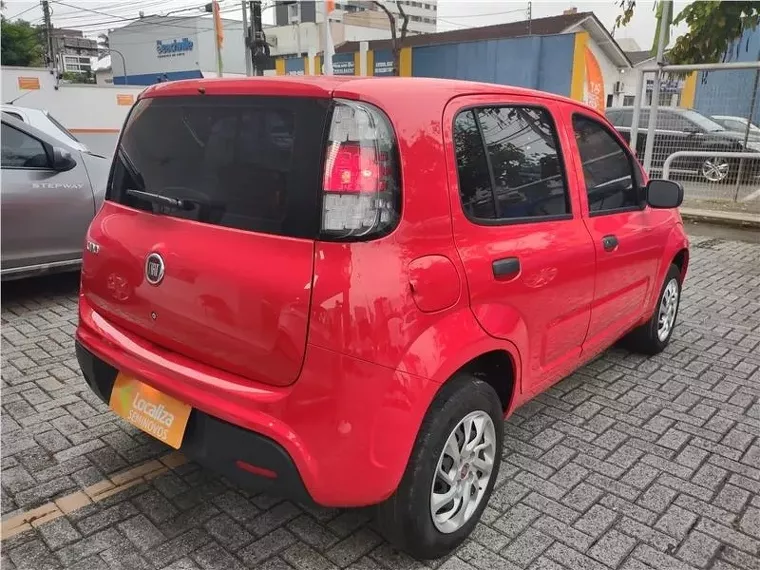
[321,100,400,240]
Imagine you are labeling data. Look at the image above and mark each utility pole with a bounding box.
[734,47,760,200]
[250,1,265,76]
[324,0,334,74]
[527,1,532,35]
[241,0,252,76]
[643,0,671,173]
[41,0,55,69]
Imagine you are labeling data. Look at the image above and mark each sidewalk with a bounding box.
[680,206,760,229]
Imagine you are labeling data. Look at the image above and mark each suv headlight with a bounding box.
[745,141,760,152]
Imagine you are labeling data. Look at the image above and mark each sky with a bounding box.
[2,0,690,51]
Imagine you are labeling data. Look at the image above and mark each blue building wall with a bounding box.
[411,33,575,96]
[693,28,760,125]
[284,57,306,75]
[113,69,203,85]
[332,53,355,75]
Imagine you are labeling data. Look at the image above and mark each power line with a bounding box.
[50,1,169,23]
[51,0,214,30]
[27,0,166,27]
[438,7,529,19]
[50,0,213,31]
[436,18,469,29]
[6,4,41,19]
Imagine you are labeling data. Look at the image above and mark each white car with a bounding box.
[711,114,760,137]
[1,104,90,154]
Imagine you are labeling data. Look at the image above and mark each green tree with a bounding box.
[615,1,760,64]
[1,17,45,66]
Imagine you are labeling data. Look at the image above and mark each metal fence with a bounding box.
[612,61,760,214]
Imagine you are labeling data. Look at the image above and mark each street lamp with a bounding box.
[105,48,129,85]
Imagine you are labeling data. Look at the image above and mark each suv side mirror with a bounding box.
[647,179,683,209]
[52,147,77,172]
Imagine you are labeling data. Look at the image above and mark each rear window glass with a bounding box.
[108,95,330,238]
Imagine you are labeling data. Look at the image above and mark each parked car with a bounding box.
[606,106,760,183]
[1,114,110,280]
[1,104,91,154]
[75,77,688,560]
[710,114,760,137]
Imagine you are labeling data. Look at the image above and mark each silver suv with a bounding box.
[1,113,110,280]
[1,104,91,154]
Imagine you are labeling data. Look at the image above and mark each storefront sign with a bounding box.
[17,76,40,90]
[646,79,683,93]
[285,58,305,76]
[156,38,194,58]
[583,47,605,112]
[332,53,355,76]
[373,50,394,76]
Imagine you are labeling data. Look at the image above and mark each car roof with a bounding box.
[141,76,598,114]
[606,106,690,113]
[1,110,83,152]
[1,104,45,116]
[3,111,54,142]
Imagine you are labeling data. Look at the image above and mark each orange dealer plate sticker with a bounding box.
[109,373,192,449]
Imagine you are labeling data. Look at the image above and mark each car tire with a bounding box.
[376,374,503,560]
[700,156,732,183]
[623,264,682,355]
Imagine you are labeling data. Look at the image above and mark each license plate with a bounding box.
[109,373,191,449]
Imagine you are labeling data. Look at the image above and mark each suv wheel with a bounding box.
[701,156,730,183]
[376,375,503,560]
[623,264,682,355]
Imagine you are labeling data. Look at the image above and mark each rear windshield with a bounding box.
[108,95,331,239]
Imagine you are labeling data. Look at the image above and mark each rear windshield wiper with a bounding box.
[125,189,194,210]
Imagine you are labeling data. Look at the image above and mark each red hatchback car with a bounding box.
[76,76,689,559]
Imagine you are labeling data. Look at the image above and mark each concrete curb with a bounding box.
[680,207,760,230]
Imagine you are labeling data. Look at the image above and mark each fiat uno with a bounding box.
[76,76,688,559]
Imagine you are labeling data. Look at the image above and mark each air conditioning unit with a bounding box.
[613,81,624,94]
[288,3,300,23]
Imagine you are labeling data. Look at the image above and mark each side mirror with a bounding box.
[646,179,683,209]
[52,147,77,172]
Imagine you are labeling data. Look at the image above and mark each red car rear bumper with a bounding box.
[76,295,441,507]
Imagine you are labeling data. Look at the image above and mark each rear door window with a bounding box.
[454,105,570,223]
[108,95,331,239]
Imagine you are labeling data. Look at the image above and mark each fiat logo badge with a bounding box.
[145,253,165,286]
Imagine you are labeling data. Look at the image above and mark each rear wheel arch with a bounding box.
[672,248,689,282]
[455,349,517,414]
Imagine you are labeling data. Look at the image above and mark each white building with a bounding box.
[274,0,436,35]
[266,10,393,58]
[105,9,398,84]
[108,15,246,85]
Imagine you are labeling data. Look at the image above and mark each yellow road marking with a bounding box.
[1,452,188,541]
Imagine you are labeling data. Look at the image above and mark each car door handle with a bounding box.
[492,257,520,279]
[602,235,619,252]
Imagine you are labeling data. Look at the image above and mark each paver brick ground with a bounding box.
[2,233,759,570]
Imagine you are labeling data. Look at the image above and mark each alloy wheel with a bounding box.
[657,278,679,342]
[701,157,730,182]
[430,410,496,533]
